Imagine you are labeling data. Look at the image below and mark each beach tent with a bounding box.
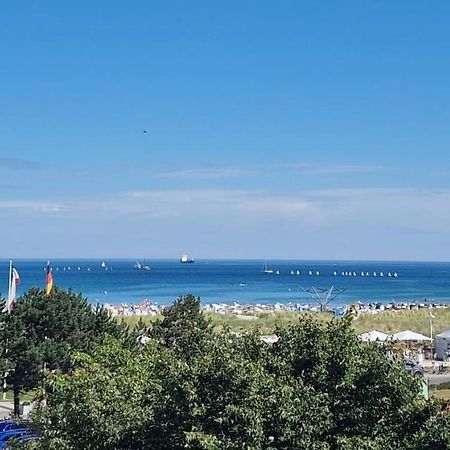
[435,329,450,360]
[359,330,389,342]
[391,330,432,342]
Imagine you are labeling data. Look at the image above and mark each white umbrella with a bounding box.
[391,330,432,342]
[359,330,389,342]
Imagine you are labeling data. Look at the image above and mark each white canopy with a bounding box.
[359,330,389,342]
[391,330,432,342]
[436,329,450,338]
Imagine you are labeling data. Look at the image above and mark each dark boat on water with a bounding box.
[180,254,195,264]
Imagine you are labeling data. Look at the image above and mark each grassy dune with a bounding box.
[120,307,450,337]
[351,308,450,336]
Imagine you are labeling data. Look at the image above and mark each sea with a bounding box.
[2,259,450,308]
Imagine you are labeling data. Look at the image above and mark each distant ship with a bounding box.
[180,254,195,264]
[134,261,151,271]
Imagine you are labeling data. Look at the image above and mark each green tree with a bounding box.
[0,287,121,416]
[0,297,12,390]
[25,299,450,449]
[149,294,212,357]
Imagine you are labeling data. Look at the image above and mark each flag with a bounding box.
[46,261,53,295]
[7,265,20,312]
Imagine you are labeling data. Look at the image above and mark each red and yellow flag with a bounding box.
[46,261,53,295]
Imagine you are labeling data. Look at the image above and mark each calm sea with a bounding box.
[1,259,450,307]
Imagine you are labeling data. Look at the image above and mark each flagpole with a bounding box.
[7,260,12,313]
[4,261,12,400]
[430,314,434,361]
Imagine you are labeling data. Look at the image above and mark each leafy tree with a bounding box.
[24,298,450,449]
[0,287,121,416]
[28,337,164,450]
[149,294,212,357]
[0,298,13,394]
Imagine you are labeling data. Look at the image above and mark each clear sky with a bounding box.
[1,1,450,260]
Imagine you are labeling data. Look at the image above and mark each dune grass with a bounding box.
[351,308,450,336]
[120,311,333,335]
[205,311,320,334]
[119,307,450,337]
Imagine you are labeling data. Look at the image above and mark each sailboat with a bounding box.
[262,263,274,274]
[134,261,151,271]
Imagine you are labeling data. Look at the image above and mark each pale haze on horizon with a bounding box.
[1,1,450,261]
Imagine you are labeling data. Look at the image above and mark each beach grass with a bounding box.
[205,311,322,334]
[119,307,450,337]
[117,315,160,328]
[351,308,450,336]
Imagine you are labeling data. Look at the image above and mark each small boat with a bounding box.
[393,272,398,277]
[316,271,320,276]
[180,254,195,264]
[296,270,300,275]
[101,261,107,269]
[333,271,337,276]
[134,261,151,271]
[275,270,280,275]
[290,270,295,275]
[262,263,274,274]
[308,270,313,275]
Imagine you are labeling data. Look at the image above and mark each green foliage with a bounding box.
[24,296,450,449]
[0,287,122,414]
[149,294,212,357]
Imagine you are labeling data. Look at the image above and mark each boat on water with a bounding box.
[180,254,195,264]
[134,261,151,271]
[262,263,274,274]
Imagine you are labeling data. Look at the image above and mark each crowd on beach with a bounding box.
[104,298,449,318]
[104,300,163,317]
[350,300,448,316]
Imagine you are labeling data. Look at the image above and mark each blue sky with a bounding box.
[1,1,450,260]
